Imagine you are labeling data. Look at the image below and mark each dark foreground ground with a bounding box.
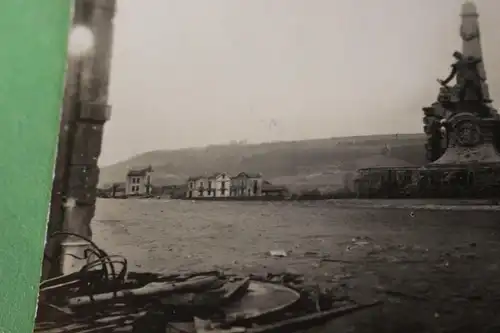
[93,199,500,332]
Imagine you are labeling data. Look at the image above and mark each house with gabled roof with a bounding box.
[125,165,153,195]
[230,172,263,196]
[208,172,231,197]
[186,172,232,198]
[186,175,208,198]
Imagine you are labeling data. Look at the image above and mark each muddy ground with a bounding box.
[92,199,500,332]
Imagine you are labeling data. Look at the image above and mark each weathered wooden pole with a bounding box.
[42,0,116,279]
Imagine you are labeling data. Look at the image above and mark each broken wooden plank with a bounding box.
[222,277,250,304]
[68,276,219,307]
[246,301,383,333]
[166,321,197,333]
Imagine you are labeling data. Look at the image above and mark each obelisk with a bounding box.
[460,0,490,102]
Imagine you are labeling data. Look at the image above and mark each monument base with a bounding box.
[354,114,500,198]
[352,1,500,199]
[430,144,500,164]
[353,163,500,199]
[431,115,500,165]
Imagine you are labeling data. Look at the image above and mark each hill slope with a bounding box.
[99,133,427,191]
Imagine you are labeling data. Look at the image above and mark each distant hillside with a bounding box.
[99,133,427,192]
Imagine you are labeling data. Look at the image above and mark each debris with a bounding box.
[36,233,384,333]
[378,287,429,302]
[320,258,357,264]
[223,281,301,325]
[194,317,246,333]
[245,301,382,333]
[269,250,287,257]
[222,277,251,304]
[68,275,221,307]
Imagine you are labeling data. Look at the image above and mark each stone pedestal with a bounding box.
[431,112,500,165]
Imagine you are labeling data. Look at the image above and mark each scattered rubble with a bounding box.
[36,236,382,333]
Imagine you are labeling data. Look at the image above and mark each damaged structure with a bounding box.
[42,0,116,279]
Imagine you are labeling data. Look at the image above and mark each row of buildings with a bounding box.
[187,172,267,198]
[99,167,288,199]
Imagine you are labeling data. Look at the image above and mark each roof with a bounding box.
[162,184,186,189]
[127,165,153,177]
[188,175,208,181]
[233,172,263,179]
[208,172,229,179]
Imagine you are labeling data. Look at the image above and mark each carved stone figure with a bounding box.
[438,51,486,103]
[422,108,446,162]
[455,120,481,147]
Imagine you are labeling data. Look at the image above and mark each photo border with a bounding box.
[0,1,72,332]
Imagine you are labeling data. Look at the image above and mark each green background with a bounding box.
[0,1,71,332]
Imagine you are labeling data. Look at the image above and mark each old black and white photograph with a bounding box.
[37,0,500,332]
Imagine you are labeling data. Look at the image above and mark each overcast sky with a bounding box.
[99,0,500,165]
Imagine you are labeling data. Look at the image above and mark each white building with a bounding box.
[125,166,153,196]
[186,172,231,198]
[186,175,208,198]
[209,172,231,197]
[186,171,268,198]
[230,172,263,196]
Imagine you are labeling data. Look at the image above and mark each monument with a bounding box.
[423,1,500,165]
[355,1,500,198]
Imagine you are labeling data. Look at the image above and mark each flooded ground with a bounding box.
[93,199,500,332]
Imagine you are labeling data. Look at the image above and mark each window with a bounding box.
[200,181,204,188]
[221,181,226,189]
